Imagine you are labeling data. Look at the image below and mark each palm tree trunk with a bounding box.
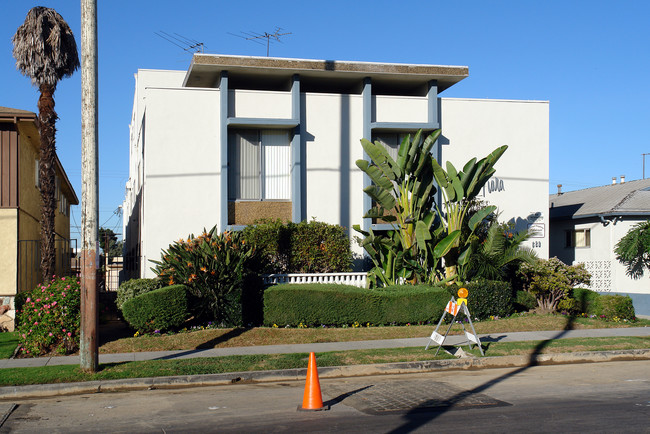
[38,83,58,282]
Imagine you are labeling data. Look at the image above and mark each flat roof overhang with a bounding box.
[183,54,468,95]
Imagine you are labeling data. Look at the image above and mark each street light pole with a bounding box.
[80,0,99,372]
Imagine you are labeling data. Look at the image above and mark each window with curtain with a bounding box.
[565,229,591,248]
[228,129,290,200]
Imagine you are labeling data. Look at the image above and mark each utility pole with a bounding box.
[643,153,650,179]
[80,0,99,372]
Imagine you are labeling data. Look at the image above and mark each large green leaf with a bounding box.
[468,205,496,231]
[433,230,461,257]
[431,159,448,188]
[363,185,396,210]
[360,139,398,181]
[356,159,394,191]
[415,220,432,250]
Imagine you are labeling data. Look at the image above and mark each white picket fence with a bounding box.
[262,272,368,288]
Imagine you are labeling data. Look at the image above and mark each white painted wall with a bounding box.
[302,92,365,259]
[230,89,292,119]
[141,87,221,277]
[373,95,428,123]
[440,98,550,259]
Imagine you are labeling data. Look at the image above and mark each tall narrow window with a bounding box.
[228,129,290,200]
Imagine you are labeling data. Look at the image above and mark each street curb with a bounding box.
[1,348,649,400]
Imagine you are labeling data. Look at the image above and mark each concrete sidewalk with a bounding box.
[2,326,649,369]
[0,327,649,400]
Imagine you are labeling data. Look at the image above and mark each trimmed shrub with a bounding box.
[592,294,636,320]
[240,219,291,273]
[116,278,162,310]
[558,287,601,315]
[241,219,353,273]
[263,283,450,326]
[444,280,513,320]
[121,285,190,333]
[517,258,590,312]
[17,276,81,356]
[151,226,258,326]
[514,290,537,312]
[290,220,353,273]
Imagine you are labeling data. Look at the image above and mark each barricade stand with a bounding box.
[425,288,484,356]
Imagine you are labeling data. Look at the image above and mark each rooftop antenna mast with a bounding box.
[154,31,205,53]
[230,27,291,56]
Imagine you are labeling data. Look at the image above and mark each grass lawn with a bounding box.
[99,313,650,354]
[0,336,647,387]
[0,332,18,359]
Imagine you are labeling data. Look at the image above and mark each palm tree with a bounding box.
[615,220,650,279]
[462,221,537,281]
[13,7,79,282]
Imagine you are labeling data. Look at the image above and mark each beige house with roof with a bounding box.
[550,177,650,317]
[0,106,78,331]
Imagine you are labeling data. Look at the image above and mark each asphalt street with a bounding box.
[1,360,649,433]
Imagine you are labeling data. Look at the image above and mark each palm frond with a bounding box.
[12,7,79,87]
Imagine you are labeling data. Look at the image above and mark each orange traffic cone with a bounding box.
[298,352,328,411]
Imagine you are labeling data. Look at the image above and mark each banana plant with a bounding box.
[354,129,458,286]
[432,145,508,280]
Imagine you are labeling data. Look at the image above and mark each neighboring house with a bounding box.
[122,54,549,280]
[0,106,79,331]
[549,177,650,317]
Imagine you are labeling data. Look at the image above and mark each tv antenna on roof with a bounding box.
[229,27,291,56]
[154,31,205,53]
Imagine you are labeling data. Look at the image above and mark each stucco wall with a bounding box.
[141,87,221,277]
[440,98,550,259]
[230,89,291,119]
[0,209,17,296]
[302,92,365,259]
[373,95,428,123]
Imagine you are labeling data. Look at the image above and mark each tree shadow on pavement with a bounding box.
[388,303,581,433]
[154,328,251,360]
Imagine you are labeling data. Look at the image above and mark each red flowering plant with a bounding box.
[151,226,258,326]
[17,275,81,356]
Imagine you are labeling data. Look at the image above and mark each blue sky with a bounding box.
[3,1,649,243]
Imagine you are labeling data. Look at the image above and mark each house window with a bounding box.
[228,129,291,200]
[566,229,591,248]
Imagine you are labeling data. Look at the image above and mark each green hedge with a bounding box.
[263,283,450,326]
[444,280,513,320]
[117,278,162,310]
[514,290,537,312]
[241,219,352,273]
[121,285,190,333]
[592,294,636,320]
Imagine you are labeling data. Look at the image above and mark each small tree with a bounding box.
[150,226,258,326]
[353,130,459,286]
[432,144,508,281]
[517,258,590,313]
[614,220,650,279]
[99,227,123,258]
